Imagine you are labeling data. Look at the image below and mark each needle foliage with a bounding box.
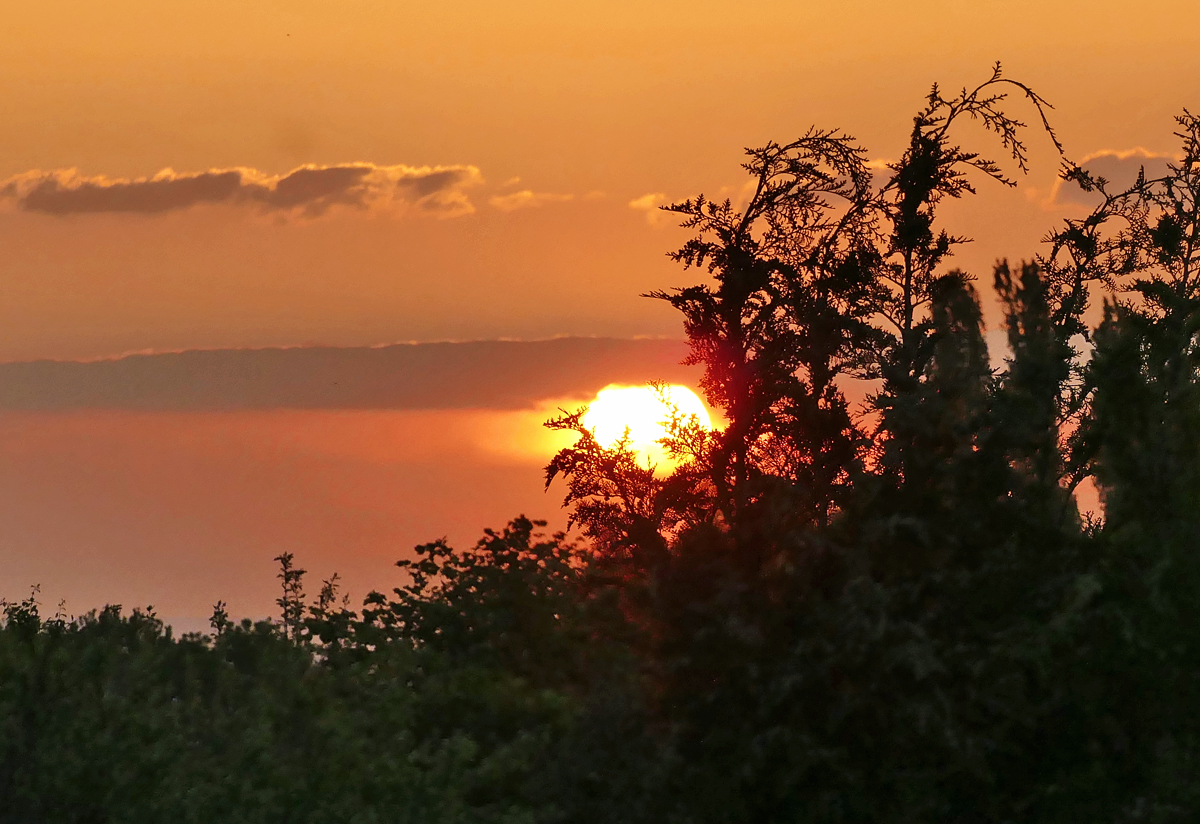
[4,68,1200,823]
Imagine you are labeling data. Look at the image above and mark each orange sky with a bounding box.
[1,0,1198,626]
[0,409,573,629]
[3,0,1199,360]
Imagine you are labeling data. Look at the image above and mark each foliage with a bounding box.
[540,65,1200,822]
[6,67,1200,823]
[0,524,636,823]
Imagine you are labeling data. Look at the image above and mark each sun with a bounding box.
[582,384,712,469]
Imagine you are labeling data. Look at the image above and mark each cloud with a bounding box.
[0,163,483,218]
[0,338,694,412]
[488,189,573,212]
[629,192,668,210]
[866,158,894,189]
[1049,148,1175,207]
[629,192,671,226]
[629,183,757,227]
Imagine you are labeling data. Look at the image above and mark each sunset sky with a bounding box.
[3,0,1199,628]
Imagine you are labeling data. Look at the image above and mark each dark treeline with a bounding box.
[4,64,1200,822]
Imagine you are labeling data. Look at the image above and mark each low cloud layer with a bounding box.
[0,338,693,411]
[1051,149,1175,207]
[0,163,483,217]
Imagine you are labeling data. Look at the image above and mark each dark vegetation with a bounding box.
[4,65,1200,821]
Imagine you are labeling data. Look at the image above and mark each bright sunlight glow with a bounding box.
[582,384,712,469]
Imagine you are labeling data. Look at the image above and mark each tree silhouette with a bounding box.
[549,62,1064,551]
[8,67,1200,824]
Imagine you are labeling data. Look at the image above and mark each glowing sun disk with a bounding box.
[582,384,712,468]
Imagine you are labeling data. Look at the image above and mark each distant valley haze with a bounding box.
[0,338,692,411]
[0,338,694,631]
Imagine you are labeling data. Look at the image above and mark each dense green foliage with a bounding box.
[5,67,1200,821]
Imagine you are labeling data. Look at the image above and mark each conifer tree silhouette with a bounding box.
[548,62,1063,552]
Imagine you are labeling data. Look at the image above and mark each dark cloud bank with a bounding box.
[0,338,693,412]
[0,164,482,217]
[1053,149,1175,206]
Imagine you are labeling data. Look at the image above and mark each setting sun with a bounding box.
[581,384,712,468]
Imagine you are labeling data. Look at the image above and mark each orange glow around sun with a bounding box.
[581,384,712,469]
